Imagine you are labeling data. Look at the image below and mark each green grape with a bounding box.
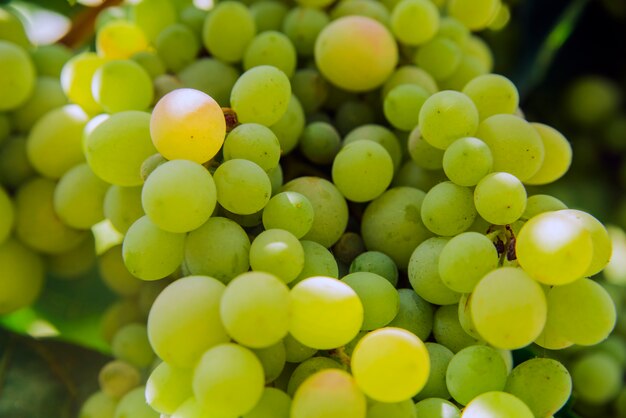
[516,211,593,285]
[446,345,508,405]
[474,172,526,225]
[79,391,118,418]
[288,356,344,396]
[290,276,363,349]
[92,59,153,113]
[60,52,105,115]
[146,361,193,414]
[0,238,44,314]
[202,1,256,63]
[45,232,96,279]
[390,0,439,45]
[292,369,366,418]
[392,161,446,190]
[101,298,143,344]
[148,276,229,367]
[270,93,305,154]
[462,36,493,72]
[407,127,444,170]
[387,289,433,341]
[142,160,216,233]
[344,124,403,171]
[298,122,340,163]
[438,232,498,293]
[85,111,156,186]
[442,136,492,186]
[566,75,620,126]
[546,278,616,346]
[332,140,394,202]
[335,100,376,136]
[437,16,470,42]
[475,114,544,181]
[177,58,240,107]
[352,327,429,403]
[250,229,305,283]
[350,251,398,286]
[384,85,430,131]
[27,105,88,179]
[330,0,391,26]
[94,4,127,30]
[363,187,433,269]
[155,74,185,102]
[415,343,454,400]
[282,177,348,248]
[99,360,140,400]
[244,31,296,78]
[525,123,572,185]
[571,352,622,404]
[462,74,519,121]
[282,7,329,57]
[131,50,166,79]
[13,76,68,133]
[170,397,208,418]
[15,178,86,254]
[617,388,626,418]
[252,341,286,383]
[114,386,158,418]
[421,181,476,236]
[184,216,250,283]
[488,3,510,30]
[0,135,35,188]
[223,123,281,172]
[415,37,462,81]
[440,55,489,91]
[122,216,185,281]
[291,69,329,114]
[504,358,571,418]
[559,209,611,276]
[593,335,626,366]
[432,304,481,353]
[315,16,397,92]
[461,391,533,418]
[250,0,289,32]
[96,20,149,60]
[332,232,365,265]
[419,90,479,150]
[111,323,154,368]
[262,192,314,239]
[382,65,438,98]
[294,240,339,284]
[243,387,291,418]
[284,333,317,363]
[447,0,500,30]
[220,271,290,348]
[213,159,271,215]
[367,399,416,418]
[0,40,35,111]
[457,293,482,340]
[151,88,226,164]
[155,23,199,73]
[0,8,31,49]
[53,163,109,230]
[130,0,176,42]
[193,343,264,417]
[98,245,142,296]
[103,186,144,234]
[0,185,13,244]
[471,267,546,349]
[414,398,459,418]
[342,272,399,330]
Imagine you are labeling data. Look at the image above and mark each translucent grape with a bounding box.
[463,36,494,72]
[382,65,438,98]
[522,195,568,222]
[177,58,240,107]
[130,0,176,42]
[433,304,481,353]
[46,233,96,279]
[407,128,445,170]
[270,93,305,154]
[92,59,153,113]
[384,85,430,131]
[415,37,462,81]
[0,238,44,314]
[252,341,286,383]
[462,74,519,120]
[0,40,35,111]
[79,391,117,418]
[387,289,433,341]
[414,398,459,418]
[155,23,199,73]
[415,343,454,400]
[0,8,31,49]
[111,323,154,369]
[343,124,403,170]
[294,240,339,284]
[443,137,493,186]
[114,386,158,418]
[559,209,611,276]
[419,91,479,150]
[287,356,343,396]
[145,361,193,414]
[12,76,68,133]
[244,31,297,77]
[282,7,329,57]
[243,387,291,418]
[291,69,329,114]
[284,333,317,363]
[250,1,289,32]
[390,0,439,45]
[447,0,500,30]
[474,172,527,225]
[571,352,622,405]
[262,191,314,239]
[223,123,281,172]
[131,50,166,79]
[60,52,105,115]
[342,272,399,330]
[350,251,398,287]
[330,0,391,26]
[96,20,149,59]
[440,55,489,91]
[421,181,476,236]
[461,391,533,418]
[202,1,256,63]
[98,245,142,296]
[249,229,305,283]
[103,186,144,234]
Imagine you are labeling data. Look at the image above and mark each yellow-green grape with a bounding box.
[101,298,143,344]
[13,76,68,133]
[332,140,394,202]
[252,341,286,383]
[270,93,305,154]
[462,36,494,72]
[244,31,296,78]
[103,186,144,234]
[60,52,105,115]
[350,251,399,287]
[475,114,545,182]
[79,391,118,418]
[330,0,390,25]
[366,399,416,418]
[148,276,229,368]
[114,386,158,418]
[461,391,533,418]
[15,178,86,254]
[571,352,622,405]
[193,343,264,417]
[112,323,154,369]
[415,343,454,401]
[122,216,185,281]
[566,75,620,126]
[290,276,363,349]
[282,177,348,248]
[0,135,34,188]
[184,217,250,283]
[474,172,527,225]
[155,23,199,73]
[414,398,459,418]
[342,272,399,330]
[98,245,142,296]
[262,192,314,239]
[250,1,289,32]
[336,100,377,134]
[177,58,240,107]
[0,40,35,111]
[27,105,88,179]
[384,85,430,131]
[92,60,153,113]
[284,332,317,363]
[243,387,291,418]
[462,74,519,120]
[439,232,498,293]
[421,181,477,236]
[387,289,433,341]
[287,356,343,396]
[343,124,403,171]
[292,69,329,115]
[524,123,572,185]
[131,51,166,79]
[407,129,444,170]
[390,0,439,45]
[352,327,429,402]
[504,358,572,418]
[382,65,438,98]
[440,55,489,92]
[141,160,216,233]
[447,0,500,31]
[433,304,481,353]
[98,360,141,400]
[45,232,96,279]
[85,111,157,186]
[96,20,149,59]
[214,159,271,215]
[446,345,508,405]
[0,185,13,244]
[419,91,479,150]
[146,362,193,415]
[488,3,510,30]
[471,267,546,349]
[250,229,304,283]
[282,7,329,57]
[223,123,281,172]
[415,37,462,81]
[150,88,226,164]
[546,278,616,346]
[53,163,109,229]
[0,7,31,48]
[130,0,176,43]
[516,211,593,285]
[559,209,611,276]
[458,293,482,340]
[294,240,339,284]
[521,194,567,220]
[534,305,573,350]
[315,16,397,92]
[0,238,44,314]
[443,137,493,186]
[202,1,256,63]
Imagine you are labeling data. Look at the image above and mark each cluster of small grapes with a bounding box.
[0,0,619,417]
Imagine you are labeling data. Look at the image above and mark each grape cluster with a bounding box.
[0,0,618,417]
